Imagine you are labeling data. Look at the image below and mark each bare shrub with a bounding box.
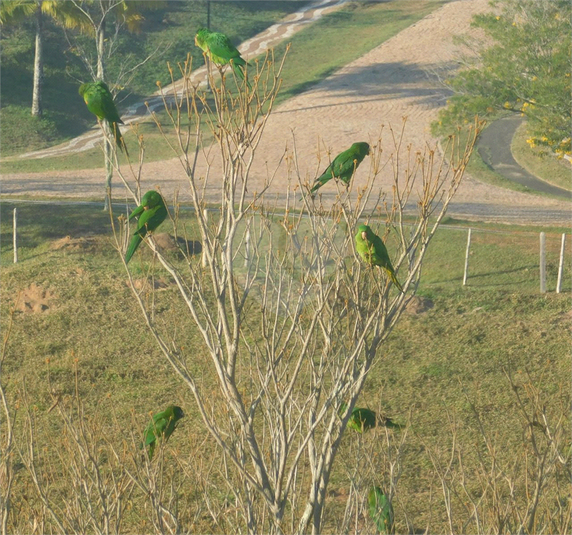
[105,51,479,534]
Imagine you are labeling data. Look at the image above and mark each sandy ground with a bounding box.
[2,0,570,225]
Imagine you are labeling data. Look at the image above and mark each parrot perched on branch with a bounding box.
[143,405,184,460]
[368,486,394,534]
[125,190,168,264]
[309,142,370,196]
[355,224,403,292]
[79,81,128,153]
[195,27,249,84]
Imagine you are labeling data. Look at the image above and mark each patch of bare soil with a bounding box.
[50,235,99,252]
[153,233,202,255]
[15,283,56,314]
[405,295,434,315]
[129,278,171,291]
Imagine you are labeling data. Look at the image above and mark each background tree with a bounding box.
[60,0,165,210]
[434,0,571,157]
[0,0,89,117]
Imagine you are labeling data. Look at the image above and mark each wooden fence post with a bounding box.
[539,232,546,293]
[556,233,566,294]
[463,228,472,286]
[202,209,208,268]
[13,208,18,264]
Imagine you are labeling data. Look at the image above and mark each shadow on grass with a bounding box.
[435,265,538,286]
[0,203,111,250]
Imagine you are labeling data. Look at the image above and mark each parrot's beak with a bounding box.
[361,231,367,241]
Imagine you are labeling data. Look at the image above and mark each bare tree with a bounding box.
[61,0,166,210]
[0,309,17,535]
[108,49,481,534]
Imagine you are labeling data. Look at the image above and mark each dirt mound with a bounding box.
[405,295,434,315]
[15,283,56,314]
[50,235,99,252]
[129,278,171,291]
[154,233,202,255]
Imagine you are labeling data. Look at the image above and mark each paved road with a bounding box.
[477,116,571,200]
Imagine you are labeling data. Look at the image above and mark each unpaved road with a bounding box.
[2,0,570,225]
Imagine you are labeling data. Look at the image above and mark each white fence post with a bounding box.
[13,208,18,264]
[539,232,546,293]
[556,233,566,294]
[463,228,472,286]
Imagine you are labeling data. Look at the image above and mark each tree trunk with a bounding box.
[96,21,105,80]
[96,19,111,210]
[31,1,44,117]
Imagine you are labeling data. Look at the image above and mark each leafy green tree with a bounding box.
[435,0,571,157]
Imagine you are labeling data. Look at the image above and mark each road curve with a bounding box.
[477,116,571,200]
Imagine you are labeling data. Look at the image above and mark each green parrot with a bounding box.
[338,402,376,433]
[195,27,249,84]
[309,142,370,196]
[78,81,127,153]
[355,224,403,292]
[143,405,184,460]
[368,486,394,535]
[125,190,168,264]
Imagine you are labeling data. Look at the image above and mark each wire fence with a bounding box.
[421,224,571,293]
[3,202,571,294]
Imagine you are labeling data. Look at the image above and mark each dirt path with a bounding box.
[2,0,570,225]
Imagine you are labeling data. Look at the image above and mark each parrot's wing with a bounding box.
[371,234,391,264]
[145,415,168,445]
[98,88,123,125]
[207,32,244,63]
[137,205,167,234]
[128,204,145,222]
[332,148,363,181]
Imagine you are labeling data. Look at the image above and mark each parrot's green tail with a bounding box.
[386,269,404,293]
[111,121,129,155]
[125,234,143,264]
[231,60,251,89]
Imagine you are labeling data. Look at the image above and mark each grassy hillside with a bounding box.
[1,201,570,532]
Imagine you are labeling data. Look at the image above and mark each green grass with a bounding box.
[1,201,570,532]
[511,120,572,192]
[1,0,447,174]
